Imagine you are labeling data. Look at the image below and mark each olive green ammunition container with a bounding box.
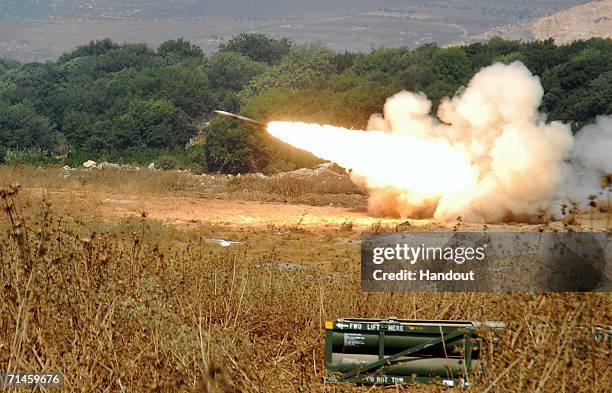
[324,318,504,386]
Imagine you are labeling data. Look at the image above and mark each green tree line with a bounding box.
[0,34,610,173]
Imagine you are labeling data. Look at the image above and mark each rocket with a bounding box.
[214,110,265,129]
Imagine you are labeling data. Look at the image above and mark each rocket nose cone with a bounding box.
[213,110,265,128]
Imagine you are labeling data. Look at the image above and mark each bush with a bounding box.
[3,148,61,166]
[183,145,207,174]
[219,33,291,65]
[157,155,178,170]
[204,119,259,174]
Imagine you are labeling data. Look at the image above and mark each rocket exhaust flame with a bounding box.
[266,122,476,196]
[263,61,612,223]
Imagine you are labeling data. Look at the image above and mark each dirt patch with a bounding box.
[26,187,395,229]
[22,187,610,232]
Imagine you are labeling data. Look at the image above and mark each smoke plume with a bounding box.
[267,61,611,223]
[560,115,612,208]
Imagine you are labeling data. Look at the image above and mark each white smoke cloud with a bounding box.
[268,61,611,223]
[559,115,612,209]
[362,61,609,222]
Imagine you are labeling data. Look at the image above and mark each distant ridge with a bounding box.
[476,0,612,43]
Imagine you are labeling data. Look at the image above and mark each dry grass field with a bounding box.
[0,165,610,392]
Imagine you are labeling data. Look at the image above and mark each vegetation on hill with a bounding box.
[0,34,610,173]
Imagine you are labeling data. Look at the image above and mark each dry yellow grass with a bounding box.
[0,165,365,209]
[0,168,611,392]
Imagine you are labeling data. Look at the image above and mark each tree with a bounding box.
[519,38,563,76]
[542,47,611,125]
[244,86,391,130]
[59,43,162,77]
[0,101,56,151]
[61,110,94,149]
[58,39,119,63]
[219,33,291,65]
[397,64,435,92]
[105,99,195,150]
[0,62,62,110]
[204,119,259,173]
[573,72,612,128]
[0,34,610,171]
[207,51,268,112]
[207,51,268,91]
[0,58,19,76]
[158,38,204,63]
[238,46,337,104]
[332,51,363,73]
[152,62,212,118]
[349,47,413,75]
[493,51,526,65]
[430,47,472,85]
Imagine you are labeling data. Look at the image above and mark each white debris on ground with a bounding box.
[82,160,97,168]
[73,160,349,181]
[59,165,76,178]
[77,161,140,171]
[335,238,363,245]
[58,160,359,200]
[60,161,146,178]
[204,238,245,247]
[277,162,347,179]
[256,263,307,271]
[98,162,120,170]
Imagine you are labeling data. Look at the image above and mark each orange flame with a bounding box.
[267,121,477,198]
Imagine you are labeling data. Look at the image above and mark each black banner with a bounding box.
[361,232,611,292]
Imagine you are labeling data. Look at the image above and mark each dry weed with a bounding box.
[0,181,610,392]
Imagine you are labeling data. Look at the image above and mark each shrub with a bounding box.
[183,144,207,174]
[3,148,61,166]
[157,155,178,170]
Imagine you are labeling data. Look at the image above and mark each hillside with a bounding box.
[531,0,612,42]
[477,0,612,43]
[0,1,588,62]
